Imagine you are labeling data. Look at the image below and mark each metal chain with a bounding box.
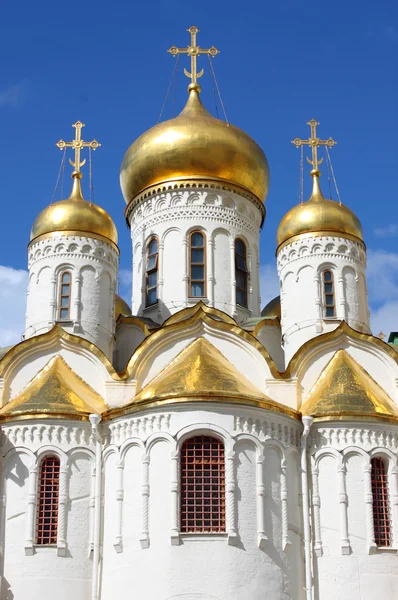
[171,54,180,118]
[325,146,342,205]
[299,145,304,203]
[158,54,180,124]
[52,148,66,202]
[207,55,229,125]
[325,147,333,199]
[89,146,94,202]
[60,149,66,199]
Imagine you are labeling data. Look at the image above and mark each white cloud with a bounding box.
[0,266,28,347]
[0,81,27,107]
[374,224,398,237]
[366,249,398,304]
[370,301,398,339]
[259,263,280,309]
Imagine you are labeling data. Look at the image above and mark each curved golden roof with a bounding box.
[300,349,398,422]
[261,295,281,319]
[120,88,269,205]
[115,293,132,320]
[276,170,363,250]
[31,172,118,246]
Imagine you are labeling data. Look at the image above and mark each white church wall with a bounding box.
[127,186,263,323]
[254,324,285,372]
[277,234,369,363]
[100,405,303,600]
[0,423,94,600]
[113,322,147,372]
[26,233,118,358]
[310,424,398,600]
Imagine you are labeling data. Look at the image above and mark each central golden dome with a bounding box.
[120,88,269,205]
[31,172,118,247]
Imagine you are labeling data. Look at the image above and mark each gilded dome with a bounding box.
[261,295,281,319]
[276,170,363,249]
[115,294,132,320]
[31,172,118,246]
[120,88,269,205]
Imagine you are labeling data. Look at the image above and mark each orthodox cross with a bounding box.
[292,119,337,170]
[167,25,220,86]
[56,121,101,172]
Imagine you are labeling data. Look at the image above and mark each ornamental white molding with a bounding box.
[233,415,300,448]
[0,423,93,452]
[277,234,366,272]
[106,414,171,445]
[309,424,398,454]
[28,235,118,270]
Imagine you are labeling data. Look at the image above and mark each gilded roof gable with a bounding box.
[300,349,398,422]
[0,355,106,421]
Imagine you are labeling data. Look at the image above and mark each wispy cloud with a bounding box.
[0,266,28,347]
[0,81,27,108]
[374,224,398,237]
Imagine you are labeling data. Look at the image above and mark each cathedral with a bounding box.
[0,26,397,600]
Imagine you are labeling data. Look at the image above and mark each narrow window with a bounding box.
[58,271,72,320]
[322,269,335,317]
[36,456,60,545]
[146,237,158,306]
[180,435,225,533]
[189,231,206,297]
[371,457,391,547]
[235,238,248,308]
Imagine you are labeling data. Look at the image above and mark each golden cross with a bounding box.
[56,121,101,172]
[292,119,337,170]
[167,25,220,87]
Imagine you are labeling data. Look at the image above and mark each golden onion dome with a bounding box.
[276,169,363,250]
[261,295,281,319]
[115,293,132,320]
[31,172,118,246]
[120,87,269,205]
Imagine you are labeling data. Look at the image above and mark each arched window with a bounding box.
[36,455,60,545]
[58,271,72,320]
[146,237,158,306]
[180,435,225,533]
[189,231,206,297]
[371,457,391,547]
[322,269,335,317]
[235,238,248,308]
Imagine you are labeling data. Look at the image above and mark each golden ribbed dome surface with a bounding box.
[120,89,269,204]
[115,294,132,320]
[277,172,363,249]
[31,172,118,246]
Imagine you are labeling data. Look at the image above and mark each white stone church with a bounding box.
[0,26,397,600]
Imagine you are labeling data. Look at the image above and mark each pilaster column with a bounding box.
[390,465,398,548]
[226,450,237,545]
[88,462,96,555]
[49,274,57,321]
[73,274,82,326]
[281,457,291,552]
[256,451,267,549]
[140,452,150,549]
[337,463,350,554]
[25,464,38,555]
[56,464,69,556]
[337,274,346,320]
[311,460,322,557]
[182,238,188,307]
[170,450,180,545]
[363,462,376,553]
[207,238,214,306]
[229,239,237,318]
[114,459,124,553]
[313,274,322,332]
[158,241,164,304]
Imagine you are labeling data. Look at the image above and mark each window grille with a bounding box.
[36,456,60,545]
[189,231,206,297]
[235,238,248,308]
[371,457,391,547]
[322,269,335,317]
[58,271,72,320]
[146,237,159,306]
[180,436,225,533]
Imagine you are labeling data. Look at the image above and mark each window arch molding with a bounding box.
[57,269,73,321]
[318,265,336,318]
[370,455,392,547]
[35,453,62,546]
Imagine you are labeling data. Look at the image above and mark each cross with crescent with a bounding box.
[292,119,337,171]
[167,25,220,87]
[56,121,101,172]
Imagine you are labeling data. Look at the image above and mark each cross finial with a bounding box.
[56,121,101,173]
[292,119,337,172]
[167,26,220,92]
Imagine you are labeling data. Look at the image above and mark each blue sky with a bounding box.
[0,0,397,345]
